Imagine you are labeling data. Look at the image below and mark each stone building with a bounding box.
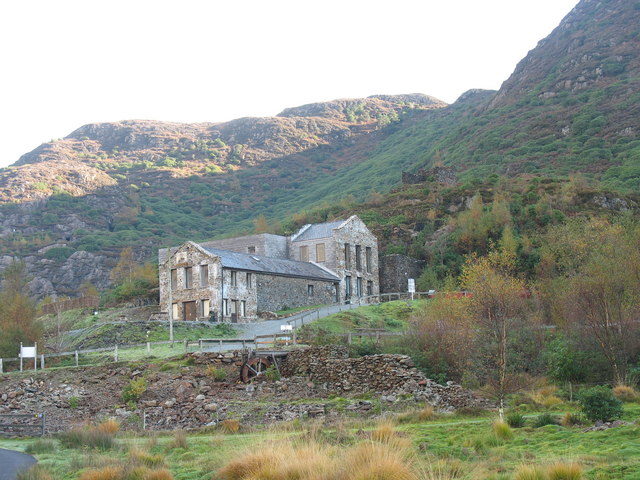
[158,215,379,322]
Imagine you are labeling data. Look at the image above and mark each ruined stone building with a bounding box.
[158,215,379,322]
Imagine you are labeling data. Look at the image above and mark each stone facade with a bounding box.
[158,215,379,322]
[379,254,425,293]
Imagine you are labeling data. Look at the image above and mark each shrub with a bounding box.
[143,470,174,480]
[514,465,547,480]
[612,385,640,403]
[205,365,228,381]
[533,413,558,428]
[122,378,148,404]
[577,386,623,422]
[547,462,583,480]
[130,448,165,468]
[506,412,526,428]
[69,396,80,409]
[264,365,281,381]
[58,426,116,450]
[418,405,437,421]
[455,406,490,417]
[78,466,122,480]
[492,420,514,440]
[24,438,57,454]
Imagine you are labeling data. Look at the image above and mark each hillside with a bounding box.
[2,0,640,298]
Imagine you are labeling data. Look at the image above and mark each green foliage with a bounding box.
[68,396,80,409]
[264,365,281,381]
[506,411,526,428]
[122,378,148,404]
[25,438,57,454]
[577,386,623,422]
[43,246,74,261]
[533,413,559,428]
[57,426,116,450]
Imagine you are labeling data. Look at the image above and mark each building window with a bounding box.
[230,270,237,286]
[355,245,362,271]
[200,264,208,287]
[345,275,351,298]
[201,299,210,317]
[356,277,363,297]
[344,243,351,269]
[184,267,193,289]
[334,283,339,302]
[223,299,228,316]
[367,280,373,296]
[300,245,309,262]
[365,247,372,273]
[231,300,239,322]
[315,243,326,263]
[307,284,314,296]
[172,303,179,320]
[170,269,178,289]
[247,246,256,253]
[240,300,246,317]
[246,272,252,288]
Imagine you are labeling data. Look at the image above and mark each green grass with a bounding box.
[299,300,423,335]
[3,404,639,480]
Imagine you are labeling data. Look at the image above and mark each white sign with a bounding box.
[280,324,293,332]
[408,278,416,293]
[20,346,37,358]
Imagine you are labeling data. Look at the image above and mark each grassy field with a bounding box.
[5,402,638,480]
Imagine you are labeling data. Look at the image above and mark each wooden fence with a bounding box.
[0,413,46,437]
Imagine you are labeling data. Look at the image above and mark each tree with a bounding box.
[0,261,41,358]
[253,215,270,234]
[460,251,529,413]
[110,247,136,284]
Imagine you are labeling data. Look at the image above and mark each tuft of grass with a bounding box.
[16,466,53,480]
[533,413,558,428]
[205,365,228,381]
[613,385,639,403]
[58,426,116,450]
[168,430,188,449]
[78,466,122,480]
[506,412,526,428]
[97,419,120,435]
[129,447,165,468]
[220,419,241,434]
[514,465,547,480]
[418,405,437,421]
[547,462,583,480]
[560,412,585,427]
[24,438,57,454]
[492,420,514,440]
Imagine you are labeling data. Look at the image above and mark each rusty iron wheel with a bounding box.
[240,357,271,383]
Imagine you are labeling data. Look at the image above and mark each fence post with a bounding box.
[219,339,222,350]
[184,339,188,352]
[0,358,3,374]
[292,330,297,345]
[199,339,202,351]
[114,344,118,362]
[347,332,352,345]
[41,413,46,436]
[20,342,23,372]
[147,342,151,353]
[40,354,45,370]
[75,351,79,367]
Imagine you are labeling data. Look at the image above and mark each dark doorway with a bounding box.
[183,301,197,321]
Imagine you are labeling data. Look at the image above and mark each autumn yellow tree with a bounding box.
[110,247,136,284]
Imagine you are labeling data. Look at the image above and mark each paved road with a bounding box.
[0,449,36,480]
[202,302,368,353]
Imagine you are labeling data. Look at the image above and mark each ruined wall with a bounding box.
[379,254,425,293]
[255,274,337,313]
[200,234,288,258]
[281,346,490,409]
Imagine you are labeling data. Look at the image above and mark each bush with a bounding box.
[17,466,53,480]
[506,412,526,428]
[24,438,57,454]
[206,365,228,381]
[492,420,513,440]
[130,448,165,468]
[547,462,583,480]
[122,378,147,404]
[97,419,120,434]
[417,405,437,421]
[533,413,558,428]
[577,386,623,422]
[612,385,640,403]
[220,419,241,434]
[168,430,188,449]
[560,412,585,427]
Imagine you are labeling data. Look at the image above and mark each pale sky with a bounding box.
[0,0,578,167]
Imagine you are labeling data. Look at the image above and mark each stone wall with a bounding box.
[281,346,490,410]
[256,274,337,313]
[379,254,425,293]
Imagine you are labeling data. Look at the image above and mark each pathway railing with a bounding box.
[0,413,46,437]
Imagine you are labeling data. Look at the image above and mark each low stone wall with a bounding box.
[280,346,490,410]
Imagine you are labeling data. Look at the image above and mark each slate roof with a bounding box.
[292,220,346,242]
[201,246,340,282]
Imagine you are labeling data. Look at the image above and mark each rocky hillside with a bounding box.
[0,95,446,297]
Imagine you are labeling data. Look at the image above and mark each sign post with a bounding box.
[408,278,416,301]
[19,343,37,372]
